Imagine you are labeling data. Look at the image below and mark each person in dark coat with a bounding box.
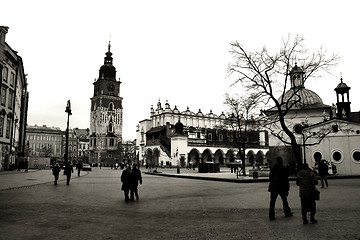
[296,163,319,224]
[318,160,329,188]
[52,163,61,185]
[76,161,83,177]
[64,161,74,185]
[268,157,293,220]
[129,164,143,201]
[121,164,132,202]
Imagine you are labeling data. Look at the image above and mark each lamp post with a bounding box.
[64,100,72,164]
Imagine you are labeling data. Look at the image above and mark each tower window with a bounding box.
[109,123,113,132]
[109,102,114,111]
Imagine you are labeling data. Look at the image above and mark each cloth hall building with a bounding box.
[136,100,268,169]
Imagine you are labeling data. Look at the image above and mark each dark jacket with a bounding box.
[64,163,73,176]
[318,160,328,176]
[296,169,318,197]
[121,168,131,190]
[268,163,290,193]
[52,165,61,175]
[129,167,142,188]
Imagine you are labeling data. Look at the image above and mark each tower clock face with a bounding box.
[108,83,115,91]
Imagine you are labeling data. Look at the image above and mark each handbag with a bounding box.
[311,187,320,201]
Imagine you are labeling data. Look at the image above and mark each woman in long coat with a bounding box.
[296,163,318,224]
[121,164,132,202]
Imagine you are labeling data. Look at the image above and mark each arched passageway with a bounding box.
[214,150,225,165]
[188,149,200,167]
[202,149,212,163]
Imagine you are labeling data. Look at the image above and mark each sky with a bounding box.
[2,0,359,140]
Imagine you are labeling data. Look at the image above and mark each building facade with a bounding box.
[302,77,360,175]
[136,100,268,169]
[74,128,90,163]
[26,125,63,169]
[62,128,78,163]
[264,64,360,175]
[0,26,29,171]
[89,43,123,166]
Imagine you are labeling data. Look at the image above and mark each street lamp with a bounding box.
[64,100,72,164]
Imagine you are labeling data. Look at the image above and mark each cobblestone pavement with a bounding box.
[0,167,359,240]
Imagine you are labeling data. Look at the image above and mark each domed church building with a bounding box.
[265,64,360,175]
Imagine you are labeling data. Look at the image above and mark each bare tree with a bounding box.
[224,92,261,175]
[227,35,339,166]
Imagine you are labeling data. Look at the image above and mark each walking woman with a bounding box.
[296,163,318,224]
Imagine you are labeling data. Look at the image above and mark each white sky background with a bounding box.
[2,0,359,140]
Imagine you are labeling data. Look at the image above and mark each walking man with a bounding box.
[268,157,293,220]
[64,161,74,185]
[121,164,132,202]
[52,163,61,185]
[130,164,143,201]
[76,161,83,177]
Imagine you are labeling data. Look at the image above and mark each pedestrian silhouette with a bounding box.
[76,161,83,177]
[268,157,293,220]
[121,164,131,202]
[52,163,61,185]
[318,160,329,188]
[64,161,74,185]
[129,164,142,201]
[296,163,319,224]
[24,160,28,172]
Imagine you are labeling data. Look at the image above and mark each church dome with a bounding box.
[99,64,116,80]
[281,87,324,108]
[174,120,184,135]
[98,42,116,80]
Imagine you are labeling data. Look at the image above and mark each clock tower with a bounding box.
[89,42,123,165]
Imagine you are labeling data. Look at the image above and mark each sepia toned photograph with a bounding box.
[1,1,359,239]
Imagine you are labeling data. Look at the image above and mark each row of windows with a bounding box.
[0,114,11,138]
[1,86,14,109]
[90,138,116,147]
[1,67,16,110]
[99,113,121,124]
[2,67,15,86]
[313,150,360,164]
[27,134,62,141]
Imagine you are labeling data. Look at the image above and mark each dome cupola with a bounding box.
[99,42,116,80]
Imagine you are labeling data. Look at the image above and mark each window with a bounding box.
[109,102,114,111]
[0,115,4,137]
[208,133,213,141]
[1,87,6,106]
[313,152,322,162]
[5,117,10,138]
[219,134,223,141]
[352,150,360,163]
[332,150,343,163]
[110,138,114,147]
[8,90,13,109]
[10,72,15,86]
[3,67,8,82]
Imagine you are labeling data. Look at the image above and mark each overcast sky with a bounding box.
[2,0,359,140]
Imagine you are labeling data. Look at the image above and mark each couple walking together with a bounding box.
[268,157,319,224]
[121,164,143,202]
